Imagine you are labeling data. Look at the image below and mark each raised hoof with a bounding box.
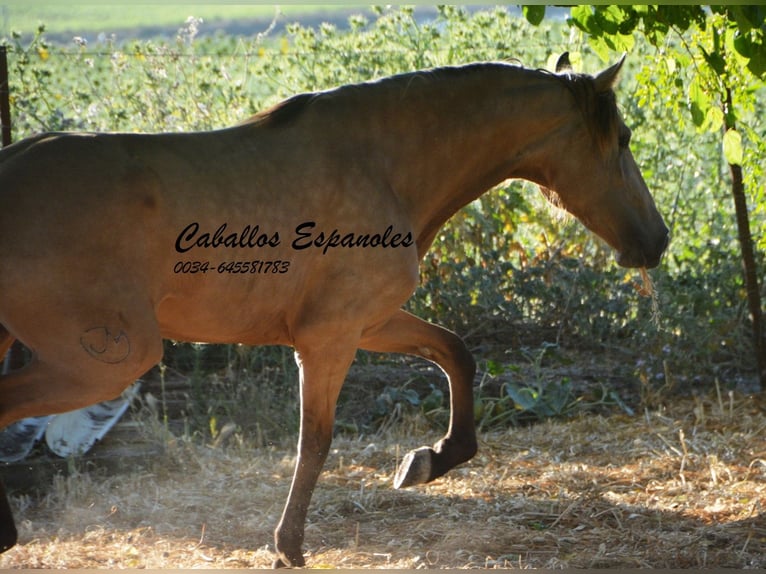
[394,446,434,488]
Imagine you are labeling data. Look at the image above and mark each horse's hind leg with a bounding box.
[360,309,477,487]
[0,314,162,429]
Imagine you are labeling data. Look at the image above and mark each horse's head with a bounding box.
[538,54,669,269]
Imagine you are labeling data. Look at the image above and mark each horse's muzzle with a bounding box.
[617,230,669,269]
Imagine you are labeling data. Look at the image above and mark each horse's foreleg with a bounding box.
[273,336,358,568]
[360,309,477,488]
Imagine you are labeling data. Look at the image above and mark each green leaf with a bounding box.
[608,31,635,53]
[733,33,752,58]
[746,40,766,78]
[522,5,545,27]
[701,46,726,76]
[587,35,611,63]
[659,5,706,32]
[664,55,677,75]
[593,5,622,35]
[505,384,540,412]
[723,129,744,166]
[700,106,724,134]
[209,416,218,439]
[728,5,764,34]
[617,7,640,35]
[569,5,600,36]
[638,7,668,46]
[688,75,710,127]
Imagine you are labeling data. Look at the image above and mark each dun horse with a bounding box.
[0,54,668,566]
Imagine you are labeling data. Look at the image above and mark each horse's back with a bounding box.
[0,126,419,347]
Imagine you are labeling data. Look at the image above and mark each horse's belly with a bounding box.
[156,301,290,346]
[154,242,419,349]
[155,275,296,346]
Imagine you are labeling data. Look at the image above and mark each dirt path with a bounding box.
[0,392,763,569]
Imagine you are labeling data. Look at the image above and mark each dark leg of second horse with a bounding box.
[0,331,17,553]
[0,480,16,553]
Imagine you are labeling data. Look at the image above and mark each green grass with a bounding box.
[0,4,365,40]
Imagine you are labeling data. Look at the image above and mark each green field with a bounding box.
[0,4,369,42]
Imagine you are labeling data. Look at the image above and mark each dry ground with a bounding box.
[0,387,764,570]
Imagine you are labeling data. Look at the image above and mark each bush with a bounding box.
[2,6,762,438]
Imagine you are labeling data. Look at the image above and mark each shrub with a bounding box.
[2,6,762,438]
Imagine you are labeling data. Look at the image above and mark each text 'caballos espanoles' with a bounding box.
[175,221,414,255]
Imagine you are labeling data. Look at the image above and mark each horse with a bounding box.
[0,53,668,566]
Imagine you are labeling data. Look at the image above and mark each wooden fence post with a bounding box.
[0,44,11,148]
[0,45,22,372]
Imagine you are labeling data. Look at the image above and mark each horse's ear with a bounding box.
[555,52,572,73]
[594,53,626,92]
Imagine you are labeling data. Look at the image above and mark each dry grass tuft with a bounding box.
[636,267,654,298]
[1,392,764,569]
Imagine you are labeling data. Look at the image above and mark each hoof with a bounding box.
[0,497,17,554]
[394,446,434,488]
[0,528,16,554]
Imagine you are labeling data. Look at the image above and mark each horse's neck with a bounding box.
[366,68,570,255]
